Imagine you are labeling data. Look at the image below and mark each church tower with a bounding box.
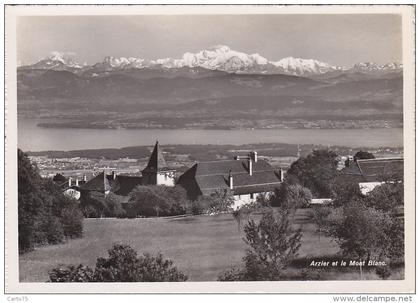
[141,141,175,186]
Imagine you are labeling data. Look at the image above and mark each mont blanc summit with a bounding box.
[20,45,402,77]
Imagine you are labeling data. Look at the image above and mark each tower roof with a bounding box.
[142,141,169,173]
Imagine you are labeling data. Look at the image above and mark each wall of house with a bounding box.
[359,181,383,195]
[157,172,175,186]
[64,188,81,200]
[232,192,271,209]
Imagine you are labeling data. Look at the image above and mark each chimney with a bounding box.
[248,158,253,176]
[228,170,233,189]
[75,179,79,186]
[83,174,87,182]
[68,177,72,187]
[250,151,258,162]
[112,170,116,180]
[345,155,354,167]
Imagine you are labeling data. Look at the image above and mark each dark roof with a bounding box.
[356,158,403,182]
[142,141,170,173]
[340,162,363,176]
[111,175,143,196]
[339,157,403,183]
[194,159,273,176]
[178,159,282,198]
[80,171,111,192]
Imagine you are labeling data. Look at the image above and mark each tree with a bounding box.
[219,210,302,281]
[326,200,403,279]
[18,149,83,253]
[287,149,338,198]
[354,150,375,161]
[18,149,45,252]
[364,182,403,212]
[49,244,188,282]
[284,184,312,209]
[331,175,364,207]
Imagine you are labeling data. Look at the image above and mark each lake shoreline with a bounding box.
[19,119,404,152]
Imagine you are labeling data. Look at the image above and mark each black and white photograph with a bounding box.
[4,4,415,294]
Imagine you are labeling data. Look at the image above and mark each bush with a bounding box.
[95,247,188,282]
[49,264,94,282]
[104,193,126,217]
[49,244,188,282]
[375,266,392,280]
[284,184,312,209]
[191,199,206,215]
[270,183,312,211]
[192,195,214,215]
[128,185,187,217]
[207,189,234,214]
[80,191,108,218]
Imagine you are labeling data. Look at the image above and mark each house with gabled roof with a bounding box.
[338,157,403,195]
[79,171,112,199]
[177,151,283,208]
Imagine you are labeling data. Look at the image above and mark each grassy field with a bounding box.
[19,209,403,282]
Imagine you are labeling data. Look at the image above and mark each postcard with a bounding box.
[4,4,415,294]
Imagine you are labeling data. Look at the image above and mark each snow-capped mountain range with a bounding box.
[20,45,402,77]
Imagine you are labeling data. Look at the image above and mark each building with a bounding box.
[78,141,174,200]
[337,157,403,195]
[141,141,176,186]
[177,151,283,209]
[52,173,87,200]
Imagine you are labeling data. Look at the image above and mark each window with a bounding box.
[250,193,254,199]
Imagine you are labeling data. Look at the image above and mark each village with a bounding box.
[18,140,405,283]
[29,141,404,210]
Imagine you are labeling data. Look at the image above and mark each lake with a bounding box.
[17,119,403,152]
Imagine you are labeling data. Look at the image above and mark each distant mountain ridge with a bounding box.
[19,45,402,77]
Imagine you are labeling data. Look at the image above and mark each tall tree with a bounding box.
[326,200,403,279]
[287,149,338,198]
[18,149,84,253]
[18,149,45,252]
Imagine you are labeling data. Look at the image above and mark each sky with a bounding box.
[17,14,402,67]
